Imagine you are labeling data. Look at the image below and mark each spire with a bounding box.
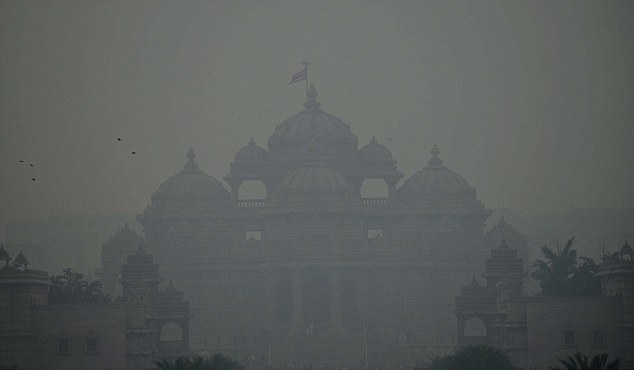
[427,144,444,166]
[183,147,200,171]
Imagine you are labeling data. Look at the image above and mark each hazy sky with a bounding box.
[1,1,633,224]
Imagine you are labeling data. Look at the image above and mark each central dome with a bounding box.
[268,85,358,147]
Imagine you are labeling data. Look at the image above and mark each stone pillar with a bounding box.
[385,177,398,198]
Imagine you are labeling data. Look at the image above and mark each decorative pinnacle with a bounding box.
[431,144,440,157]
[427,143,444,166]
[307,83,318,99]
[249,138,255,145]
[187,147,196,160]
[370,135,377,143]
[184,147,199,170]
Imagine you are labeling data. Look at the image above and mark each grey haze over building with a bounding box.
[1,1,633,226]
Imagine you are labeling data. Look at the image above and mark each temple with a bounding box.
[121,85,528,366]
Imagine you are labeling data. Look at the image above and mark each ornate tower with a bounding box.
[119,245,191,367]
[455,239,524,346]
[96,223,144,297]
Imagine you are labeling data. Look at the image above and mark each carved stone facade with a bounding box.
[133,86,496,367]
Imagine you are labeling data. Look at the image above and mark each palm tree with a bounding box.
[531,237,577,295]
[48,268,109,304]
[548,352,620,370]
[420,345,517,370]
[531,237,600,296]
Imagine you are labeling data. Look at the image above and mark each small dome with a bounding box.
[359,136,393,163]
[280,163,351,192]
[233,139,267,165]
[152,148,230,203]
[268,84,357,147]
[13,251,29,266]
[397,144,475,197]
[0,245,10,261]
[620,241,633,256]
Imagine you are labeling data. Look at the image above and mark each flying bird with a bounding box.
[117,137,122,141]
[31,178,36,182]
[131,151,136,155]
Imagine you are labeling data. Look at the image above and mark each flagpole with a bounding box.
[303,60,309,98]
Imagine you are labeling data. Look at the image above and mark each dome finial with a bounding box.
[427,144,444,166]
[431,144,440,157]
[184,147,200,171]
[307,83,318,99]
[187,147,196,160]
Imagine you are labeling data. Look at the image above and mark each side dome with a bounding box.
[359,136,393,163]
[151,148,230,205]
[280,163,351,193]
[397,145,476,201]
[233,138,267,166]
[268,84,358,148]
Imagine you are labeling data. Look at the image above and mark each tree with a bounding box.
[549,352,620,370]
[530,237,600,296]
[420,345,517,370]
[48,268,109,304]
[154,353,244,370]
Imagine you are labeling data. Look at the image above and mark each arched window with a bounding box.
[160,321,184,342]
[361,179,389,198]
[464,317,487,337]
[238,180,267,200]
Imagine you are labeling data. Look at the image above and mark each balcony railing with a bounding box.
[237,199,266,208]
[362,197,390,206]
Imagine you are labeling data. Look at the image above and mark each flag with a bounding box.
[288,66,307,85]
